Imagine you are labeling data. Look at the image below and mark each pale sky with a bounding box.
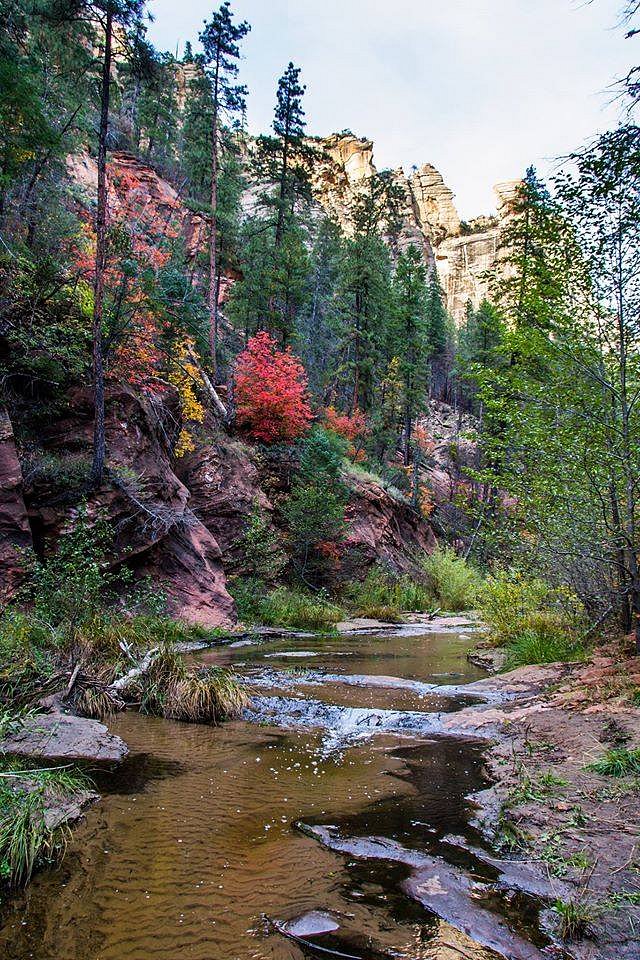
[147,0,636,219]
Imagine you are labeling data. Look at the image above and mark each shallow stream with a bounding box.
[0,624,550,959]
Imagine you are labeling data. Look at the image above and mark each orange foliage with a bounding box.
[324,405,368,459]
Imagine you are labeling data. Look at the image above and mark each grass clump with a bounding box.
[260,587,344,631]
[552,897,597,941]
[587,747,640,777]
[139,647,248,724]
[421,548,481,611]
[0,766,90,887]
[345,566,434,621]
[505,627,586,669]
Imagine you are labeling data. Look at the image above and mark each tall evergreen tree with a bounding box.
[86,0,147,487]
[199,1,250,375]
[393,245,429,465]
[256,62,311,247]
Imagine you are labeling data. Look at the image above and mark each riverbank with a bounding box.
[448,644,640,959]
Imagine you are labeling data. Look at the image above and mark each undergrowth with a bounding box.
[587,747,640,777]
[479,569,587,665]
[346,566,434,621]
[421,548,481,611]
[230,579,344,631]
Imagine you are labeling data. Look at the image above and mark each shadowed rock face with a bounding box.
[343,471,437,576]
[0,407,32,603]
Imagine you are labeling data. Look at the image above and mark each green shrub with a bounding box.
[587,747,640,777]
[421,548,481,611]
[259,587,344,631]
[282,428,349,583]
[346,566,434,619]
[229,579,344,631]
[235,502,287,582]
[480,570,551,644]
[0,612,56,707]
[228,576,267,625]
[479,571,585,664]
[24,507,117,628]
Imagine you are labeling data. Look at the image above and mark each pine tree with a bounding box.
[182,68,214,202]
[425,268,450,399]
[496,165,566,333]
[393,245,429,465]
[337,233,393,414]
[199,1,250,374]
[255,62,312,247]
[295,217,343,398]
[87,1,147,487]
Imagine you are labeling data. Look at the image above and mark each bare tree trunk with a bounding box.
[90,7,113,489]
[615,206,640,653]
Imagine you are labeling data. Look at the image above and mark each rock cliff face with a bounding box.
[68,136,516,326]
[1,381,439,624]
[312,133,519,324]
[0,408,32,603]
[14,385,235,628]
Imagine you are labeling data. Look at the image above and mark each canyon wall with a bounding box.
[312,134,519,324]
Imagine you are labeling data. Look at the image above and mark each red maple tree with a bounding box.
[234,332,313,443]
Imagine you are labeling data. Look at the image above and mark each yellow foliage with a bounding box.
[168,340,205,458]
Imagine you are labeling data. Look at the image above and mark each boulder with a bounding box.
[0,713,128,763]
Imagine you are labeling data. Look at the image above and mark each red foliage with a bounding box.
[70,158,192,394]
[324,405,368,459]
[234,332,313,443]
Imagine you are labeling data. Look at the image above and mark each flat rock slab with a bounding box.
[281,910,340,937]
[1,713,129,763]
[337,618,399,633]
[299,824,547,960]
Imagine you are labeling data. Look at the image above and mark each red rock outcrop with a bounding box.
[68,152,209,261]
[178,430,273,562]
[343,472,437,576]
[22,386,235,628]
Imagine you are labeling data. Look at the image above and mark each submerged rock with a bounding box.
[280,910,340,937]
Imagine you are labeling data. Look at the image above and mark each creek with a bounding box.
[0,623,551,960]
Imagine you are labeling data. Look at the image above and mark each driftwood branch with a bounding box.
[187,349,229,422]
[108,647,159,696]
